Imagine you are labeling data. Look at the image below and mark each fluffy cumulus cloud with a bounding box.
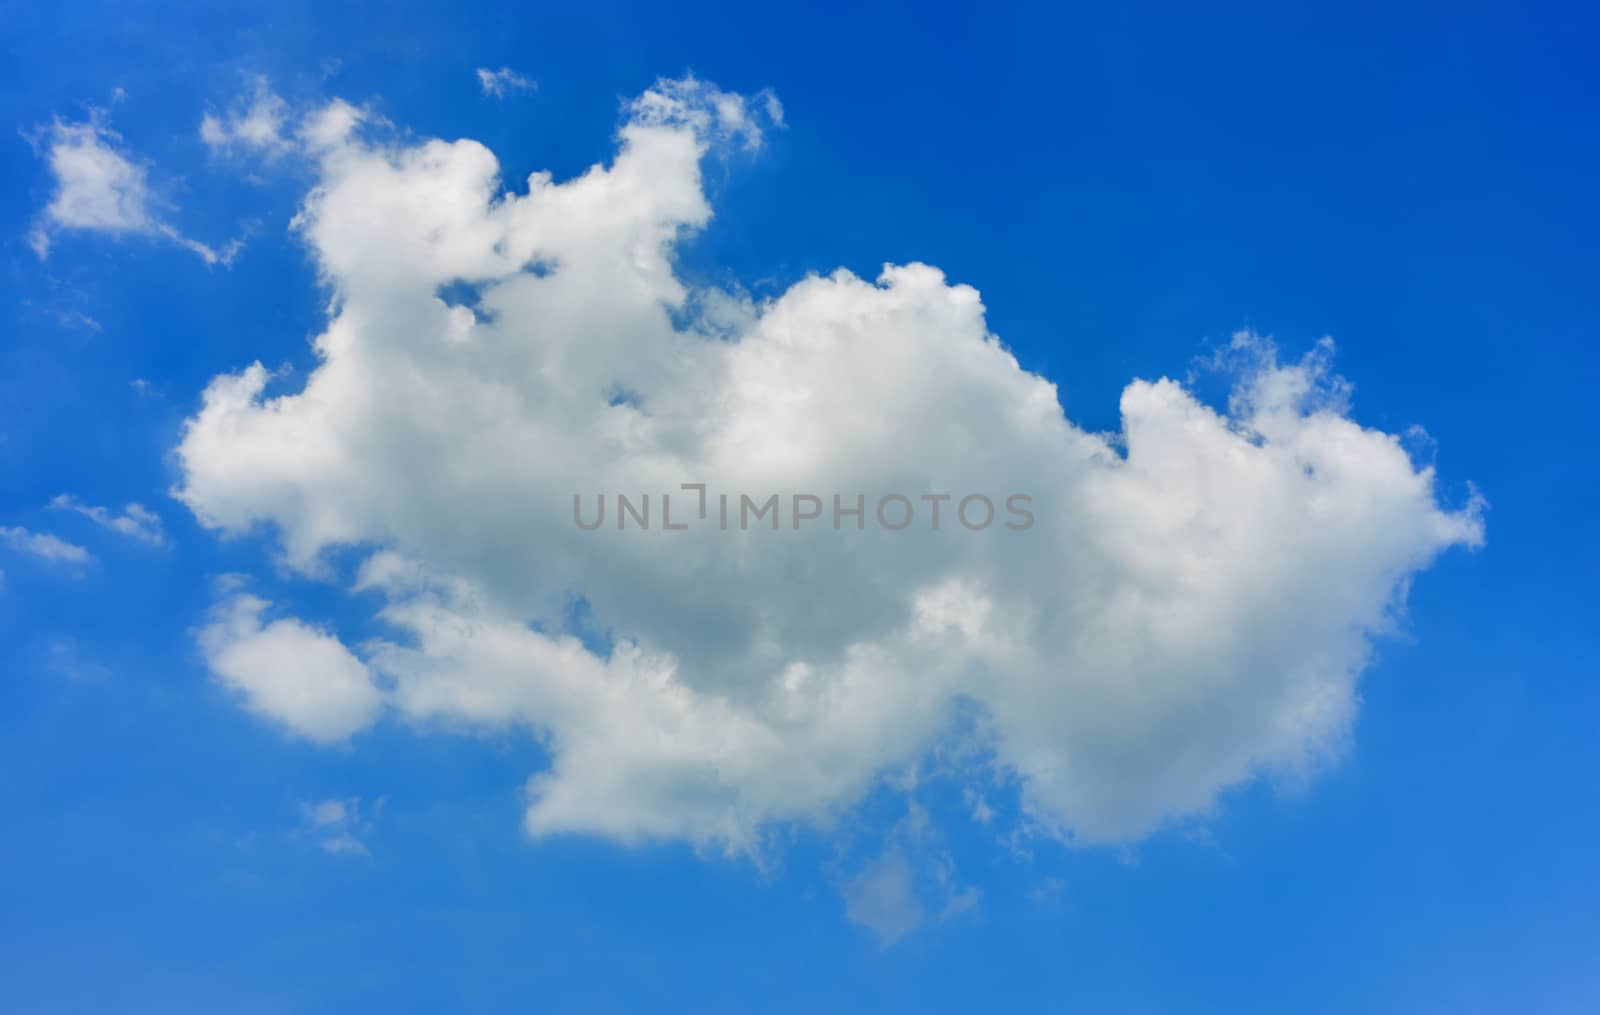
[29,114,235,263]
[175,77,1483,854]
[198,587,383,744]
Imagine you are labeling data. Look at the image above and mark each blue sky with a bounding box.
[3,2,1598,1012]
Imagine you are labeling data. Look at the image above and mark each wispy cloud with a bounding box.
[41,638,113,682]
[50,494,165,545]
[200,76,293,157]
[839,797,980,946]
[842,851,924,946]
[28,112,238,265]
[476,66,536,98]
[0,525,92,564]
[302,796,380,855]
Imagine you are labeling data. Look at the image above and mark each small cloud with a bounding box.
[27,116,153,257]
[50,494,165,545]
[200,77,293,158]
[28,112,236,265]
[42,638,112,682]
[308,798,351,826]
[963,786,994,824]
[50,309,102,333]
[760,90,784,128]
[476,67,537,98]
[199,588,383,744]
[840,798,981,947]
[842,852,924,946]
[299,99,366,150]
[320,833,368,856]
[0,525,92,564]
[1027,876,1066,910]
[301,796,378,855]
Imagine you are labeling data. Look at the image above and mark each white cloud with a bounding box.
[0,525,92,564]
[626,74,776,150]
[308,798,351,825]
[762,91,785,129]
[476,66,537,98]
[1028,876,1066,908]
[55,309,102,333]
[29,114,235,264]
[843,852,923,945]
[174,76,1483,857]
[200,77,293,156]
[50,494,165,545]
[964,787,994,824]
[198,588,383,744]
[301,796,376,855]
[299,99,367,152]
[42,638,113,681]
[32,119,153,237]
[841,796,979,945]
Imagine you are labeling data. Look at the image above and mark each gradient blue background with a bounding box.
[2,1,1596,1011]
